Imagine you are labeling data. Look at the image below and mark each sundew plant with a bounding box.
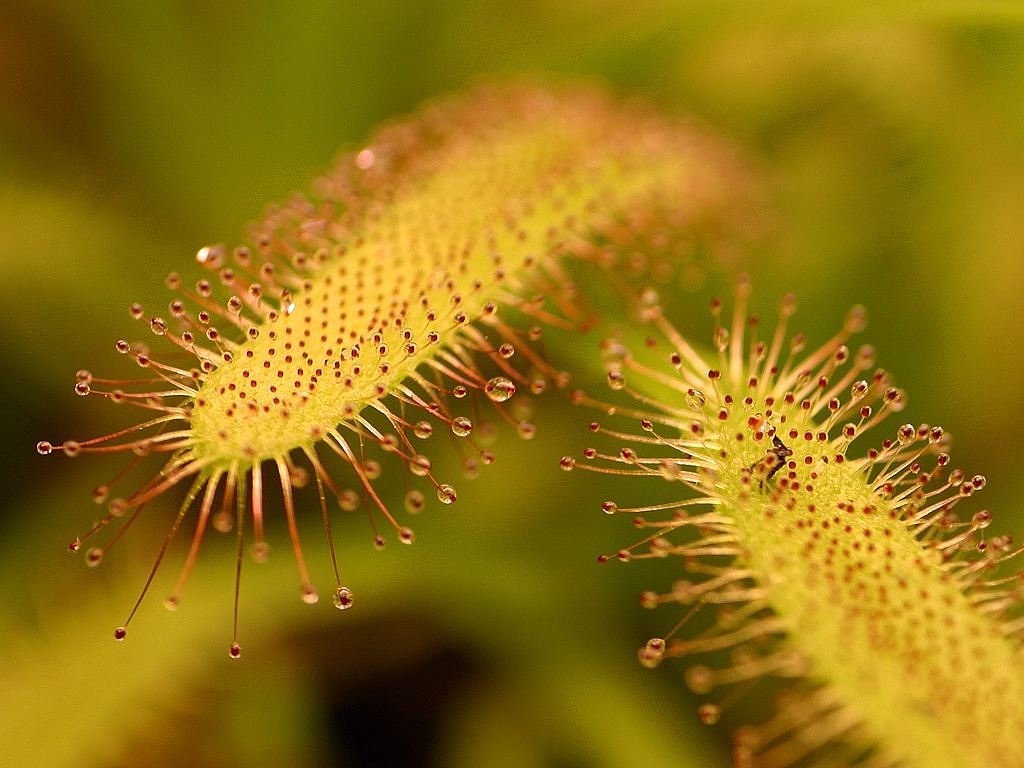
[26,75,1024,768]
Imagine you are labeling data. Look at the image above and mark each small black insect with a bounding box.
[764,434,793,480]
[748,433,793,486]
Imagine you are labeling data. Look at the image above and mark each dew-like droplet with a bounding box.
[228,642,242,659]
[301,585,320,605]
[884,387,907,412]
[410,454,432,477]
[437,484,457,504]
[685,665,714,694]
[196,245,214,265]
[452,385,468,399]
[333,586,354,610]
[484,376,516,402]
[74,381,91,396]
[252,541,271,563]
[685,388,706,410]
[897,423,915,445]
[697,703,721,725]
[649,537,672,557]
[451,416,473,437]
[114,626,127,641]
[637,636,666,668]
[462,457,480,479]
[85,547,104,567]
[92,485,109,504]
[790,333,806,355]
[607,370,626,390]
[640,591,659,609]
[213,510,233,533]
[404,489,426,514]
[164,595,180,611]
[36,441,53,455]
[560,456,576,471]
[517,421,536,440]
[355,148,375,169]
[498,343,515,359]
[290,466,309,488]
[339,489,361,511]
[413,421,433,439]
[68,538,81,552]
[638,646,662,669]
[63,440,81,457]
[602,501,618,515]
[845,304,868,333]
[658,460,682,480]
[399,527,415,544]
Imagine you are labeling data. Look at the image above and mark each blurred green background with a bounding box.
[3,2,1024,767]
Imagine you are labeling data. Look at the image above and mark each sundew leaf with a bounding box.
[37,81,749,656]
[568,279,1024,768]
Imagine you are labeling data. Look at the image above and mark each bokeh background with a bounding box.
[3,2,1024,767]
